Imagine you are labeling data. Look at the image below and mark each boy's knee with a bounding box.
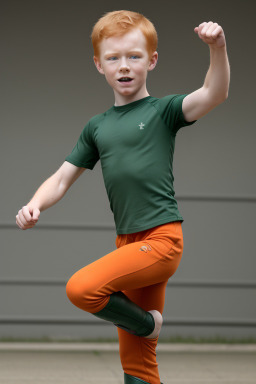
[66,273,104,313]
[66,275,83,307]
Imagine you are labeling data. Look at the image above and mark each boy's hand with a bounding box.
[194,22,226,49]
[16,206,40,230]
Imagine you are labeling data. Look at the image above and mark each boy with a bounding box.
[16,10,230,384]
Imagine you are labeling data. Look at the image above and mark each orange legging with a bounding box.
[66,221,183,384]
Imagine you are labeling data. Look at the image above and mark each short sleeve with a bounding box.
[158,94,197,135]
[65,120,100,170]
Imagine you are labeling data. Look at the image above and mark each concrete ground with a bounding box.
[0,343,255,384]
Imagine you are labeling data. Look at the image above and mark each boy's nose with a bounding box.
[119,58,130,71]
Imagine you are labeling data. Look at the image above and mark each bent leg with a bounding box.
[66,222,183,314]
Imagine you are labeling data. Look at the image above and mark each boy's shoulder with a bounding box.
[88,111,107,126]
[148,94,185,105]
[87,105,118,127]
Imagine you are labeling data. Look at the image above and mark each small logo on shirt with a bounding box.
[139,122,145,130]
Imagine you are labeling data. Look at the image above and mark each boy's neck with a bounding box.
[114,90,150,107]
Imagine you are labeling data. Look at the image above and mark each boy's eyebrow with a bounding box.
[104,49,144,57]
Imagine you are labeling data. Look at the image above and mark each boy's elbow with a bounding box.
[223,93,228,103]
[217,92,228,104]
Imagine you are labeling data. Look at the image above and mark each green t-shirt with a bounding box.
[65,94,197,234]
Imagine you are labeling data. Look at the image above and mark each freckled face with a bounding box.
[94,28,158,103]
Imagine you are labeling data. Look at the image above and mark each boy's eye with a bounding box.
[107,55,140,61]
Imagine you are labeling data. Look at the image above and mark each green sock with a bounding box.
[124,372,164,384]
[93,291,155,337]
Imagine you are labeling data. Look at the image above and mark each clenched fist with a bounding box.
[194,21,226,49]
[16,205,40,230]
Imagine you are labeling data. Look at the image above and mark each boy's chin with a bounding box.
[115,87,137,96]
[119,90,134,95]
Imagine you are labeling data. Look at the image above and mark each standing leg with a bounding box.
[118,282,168,384]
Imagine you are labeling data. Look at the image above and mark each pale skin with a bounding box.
[16,21,230,230]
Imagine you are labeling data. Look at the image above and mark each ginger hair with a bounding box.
[91,10,158,60]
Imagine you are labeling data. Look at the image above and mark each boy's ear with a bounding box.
[93,56,105,75]
[148,51,158,72]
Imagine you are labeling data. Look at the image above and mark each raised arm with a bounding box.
[16,161,86,230]
[182,21,230,122]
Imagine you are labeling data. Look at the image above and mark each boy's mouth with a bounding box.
[118,77,133,83]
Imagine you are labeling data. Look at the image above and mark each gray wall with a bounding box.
[1,0,256,340]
